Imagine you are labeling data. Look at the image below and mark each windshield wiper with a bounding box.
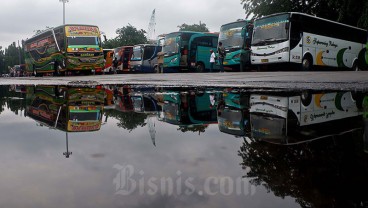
[252,40,266,46]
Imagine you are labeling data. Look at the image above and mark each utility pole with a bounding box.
[59,0,69,25]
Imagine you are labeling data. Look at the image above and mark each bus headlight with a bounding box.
[170,57,178,63]
[275,47,289,54]
[68,59,79,65]
[95,58,104,64]
[233,54,240,59]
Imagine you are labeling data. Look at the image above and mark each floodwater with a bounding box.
[0,84,368,208]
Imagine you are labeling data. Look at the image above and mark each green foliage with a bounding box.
[102,24,148,49]
[105,109,147,132]
[177,22,209,32]
[0,42,24,74]
[240,0,368,28]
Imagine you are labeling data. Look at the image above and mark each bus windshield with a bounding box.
[219,109,242,130]
[252,14,289,46]
[131,46,142,61]
[67,36,100,47]
[219,21,245,50]
[163,34,179,55]
[70,110,101,121]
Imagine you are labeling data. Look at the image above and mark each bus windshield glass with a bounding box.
[131,46,143,61]
[163,34,179,55]
[67,36,100,47]
[70,110,101,121]
[252,14,289,46]
[219,109,242,130]
[219,21,245,50]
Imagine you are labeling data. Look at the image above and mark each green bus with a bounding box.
[161,90,218,125]
[217,91,250,136]
[218,20,253,72]
[26,85,105,132]
[162,31,219,72]
[24,25,104,76]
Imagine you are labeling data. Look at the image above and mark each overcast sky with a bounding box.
[0,0,247,48]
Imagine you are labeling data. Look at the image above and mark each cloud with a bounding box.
[0,0,247,48]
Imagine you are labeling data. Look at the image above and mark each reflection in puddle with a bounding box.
[0,84,367,207]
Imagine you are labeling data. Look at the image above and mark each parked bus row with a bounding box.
[23,13,368,76]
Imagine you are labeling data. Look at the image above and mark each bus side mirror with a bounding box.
[285,22,290,30]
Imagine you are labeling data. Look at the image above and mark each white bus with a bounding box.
[249,92,363,139]
[251,12,367,71]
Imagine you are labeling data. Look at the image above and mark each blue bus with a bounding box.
[162,31,219,72]
[218,20,253,72]
[130,44,162,73]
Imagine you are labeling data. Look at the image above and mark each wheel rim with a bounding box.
[302,58,311,70]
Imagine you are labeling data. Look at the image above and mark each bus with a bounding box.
[111,46,133,73]
[217,91,250,136]
[360,32,368,70]
[26,85,105,132]
[218,20,253,72]
[130,44,162,73]
[24,25,104,76]
[250,12,367,71]
[162,31,219,72]
[103,49,114,74]
[249,91,363,140]
[160,90,218,126]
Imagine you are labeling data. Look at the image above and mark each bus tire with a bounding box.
[196,63,205,73]
[301,90,312,107]
[54,62,61,76]
[302,55,313,71]
[154,65,160,73]
[352,61,360,71]
[33,68,36,77]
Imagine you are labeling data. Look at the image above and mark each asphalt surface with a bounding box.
[1,71,368,91]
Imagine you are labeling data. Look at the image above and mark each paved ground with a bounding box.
[1,71,368,91]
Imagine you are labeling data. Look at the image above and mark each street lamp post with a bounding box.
[59,0,69,25]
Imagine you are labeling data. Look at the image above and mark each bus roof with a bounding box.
[255,12,366,32]
[220,19,251,28]
[24,24,100,44]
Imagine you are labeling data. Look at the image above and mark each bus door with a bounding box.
[122,47,132,71]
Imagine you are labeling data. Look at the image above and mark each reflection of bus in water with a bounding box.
[161,90,218,126]
[114,86,161,113]
[219,20,253,72]
[130,44,162,73]
[26,86,105,132]
[217,91,250,136]
[249,91,363,140]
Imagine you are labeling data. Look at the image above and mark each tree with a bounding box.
[102,24,148,49]
[177,22,209,32]
[240,0,368,28]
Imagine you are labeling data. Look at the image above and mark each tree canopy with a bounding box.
[102,24,148,49]
[177,22,209,32]
[241,0,368,28]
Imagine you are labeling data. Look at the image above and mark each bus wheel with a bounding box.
[196,63,205,73]
[352,61,360,71]
[301,90,312,106]
[302,56,313,71]
[154,65,160,73]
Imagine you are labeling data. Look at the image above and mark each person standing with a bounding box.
[217,42,225,72]
[112,57,118,74]
[209,49,216,72]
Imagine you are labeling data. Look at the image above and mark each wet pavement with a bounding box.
[1,71,368,91]
[0,84,368,208]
